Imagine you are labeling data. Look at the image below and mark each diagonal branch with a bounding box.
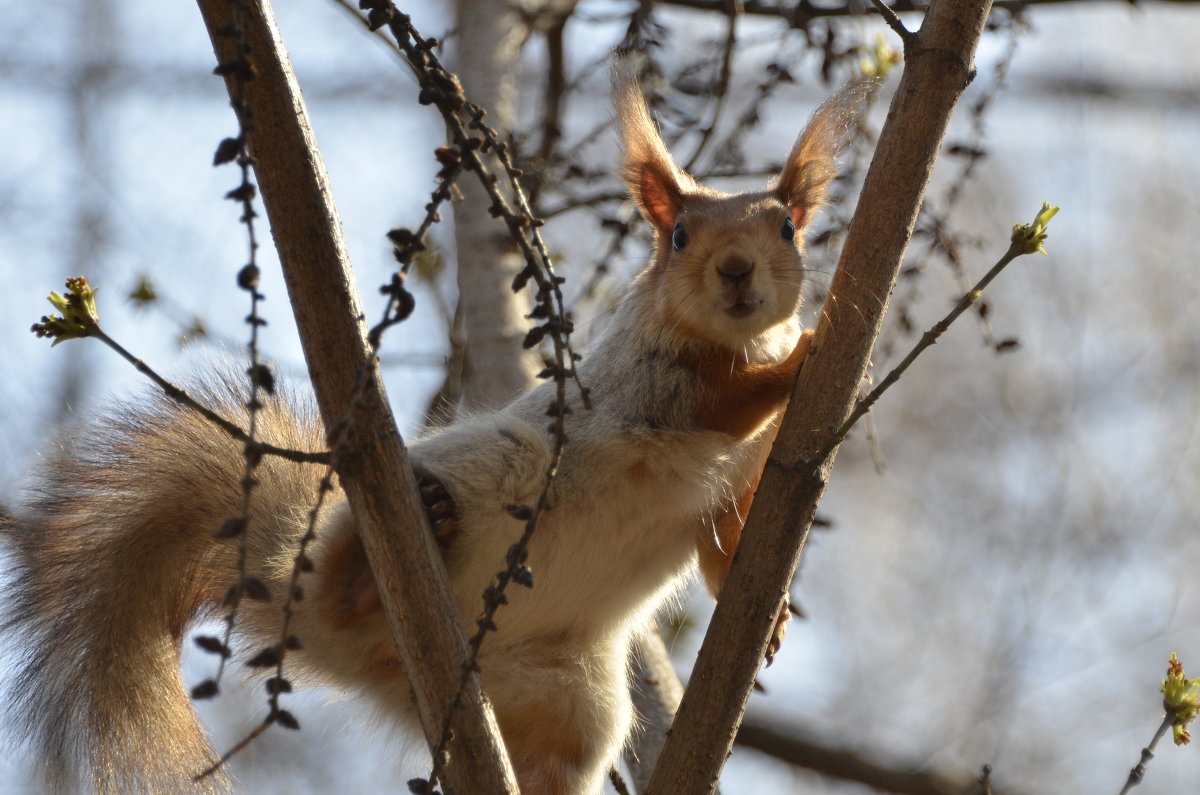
[645,0,994,792]
[195,1,518,792]
[736,718,1031,795]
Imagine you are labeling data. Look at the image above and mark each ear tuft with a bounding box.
[774,78,876,229]
[612,56,698,232]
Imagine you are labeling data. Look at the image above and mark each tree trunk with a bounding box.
[451,0,542,407]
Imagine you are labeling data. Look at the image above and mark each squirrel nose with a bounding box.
[716,257,754,285]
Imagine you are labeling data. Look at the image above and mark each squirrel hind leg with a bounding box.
[495,697,604,795]
[484,642,632,795]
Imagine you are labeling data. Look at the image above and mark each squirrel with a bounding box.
[2,65,863,795]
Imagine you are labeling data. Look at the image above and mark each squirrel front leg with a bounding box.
[317,413,548,632]
[691,328,813,438]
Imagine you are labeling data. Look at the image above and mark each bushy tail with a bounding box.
[3,382,326,794]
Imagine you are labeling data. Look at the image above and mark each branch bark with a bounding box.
[196,1,518,792]
[645,1,993,791]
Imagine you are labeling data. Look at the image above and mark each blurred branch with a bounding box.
[658,0,1200,20]
[526,13,569,207]
[443,0,543,406]
[625,628,687,793]
[680,0,739,172]
[737,718,1023,795]
[86,324,329,464]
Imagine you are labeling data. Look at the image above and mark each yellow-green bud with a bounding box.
[860,34,901,79]
[31,276,100,346]
[1162,653,1200,746]
[1011,202,1061,256]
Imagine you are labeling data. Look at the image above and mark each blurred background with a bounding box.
[2,0,1199,792]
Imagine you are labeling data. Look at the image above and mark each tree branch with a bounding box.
[658,0,1200,21]
[195,1,518,792]
[645,0,993,792]
[625,628,686,793]
[737,718,1024,795]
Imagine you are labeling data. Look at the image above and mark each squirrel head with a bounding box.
[613,60,870,351]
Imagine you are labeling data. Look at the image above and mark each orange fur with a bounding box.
[696,478,759,600]
[685,330,813,438]
[318,526,382,631]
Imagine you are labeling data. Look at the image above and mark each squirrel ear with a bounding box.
[612,57,696,232]
[774,78,875,230]
[634,164,681,231]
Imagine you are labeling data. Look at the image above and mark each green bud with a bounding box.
[860,34,901,79]
[1011,202,1061,256]
[1162,653,1200,746]
[31,276,100,346]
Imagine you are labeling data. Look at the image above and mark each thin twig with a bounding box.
[657,0,1089,21]
[868,0,916,44]
[196,346,375,781]
[872,9,1025,382]
[680,0,740,173]
[193,720,272,781]
[202,0,273,698]
[832,241,1024,444]
[1119,715,1174,795]
[88,326,328,463]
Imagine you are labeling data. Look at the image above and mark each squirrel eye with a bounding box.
[671,222,689,251]
[781,217,796,243]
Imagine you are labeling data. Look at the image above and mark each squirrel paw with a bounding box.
[417,473,459,548]
[763,596,791,667]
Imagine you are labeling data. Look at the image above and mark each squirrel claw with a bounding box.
[763,597,791,667]
[417,473,460,548]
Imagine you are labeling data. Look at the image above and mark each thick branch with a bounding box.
[196,1,517,792]
[645,1,993,792]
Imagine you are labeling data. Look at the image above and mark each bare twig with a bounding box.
[1119,715,1174,795]
[895,12,1026,354]
[868,0,917,44]
[680,0,740,173]
[833,240,1025,443]
[195,0,275,703]
[345,8,598,791]
[525,14,569,208]
[737,719,1026,795]
[88,325,328,463]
